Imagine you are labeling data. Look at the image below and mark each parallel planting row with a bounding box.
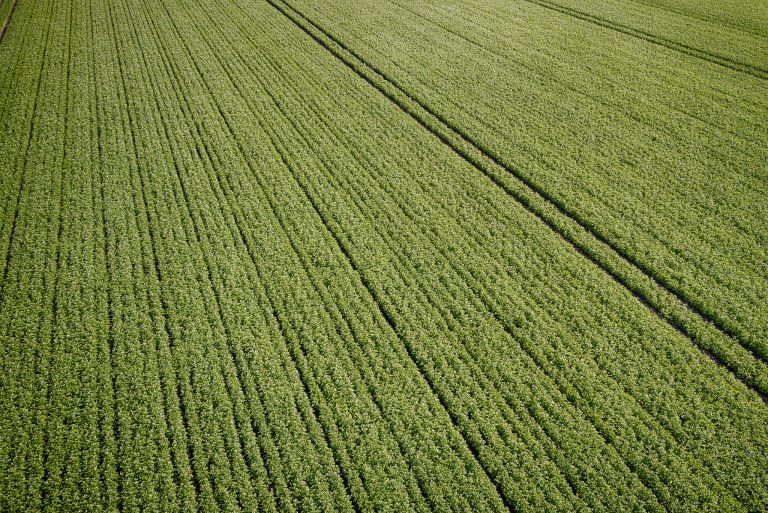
[0,0,767,511]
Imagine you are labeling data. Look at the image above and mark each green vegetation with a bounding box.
[1,0,766,511]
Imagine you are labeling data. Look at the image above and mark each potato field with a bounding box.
[1,0,766,511]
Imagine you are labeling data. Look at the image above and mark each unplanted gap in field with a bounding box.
[264,0,768,400]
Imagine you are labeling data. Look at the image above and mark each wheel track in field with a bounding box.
[265,0,768,402]
[226,12,583,506]
[194,0,588,508]
[629,0,768,39]
[209,0,759,507]
[0,0,18,43]
[388,0,764,152]
[519,0,768,80]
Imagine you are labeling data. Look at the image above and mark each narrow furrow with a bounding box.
[109,1,280,509]
[38,0,119,505]
[135,0,366,508]
[179,1,487,508]
[39,0,74,505]
[215,11,714,511]
[0,0,40,275]
[117,0,400,506]
[0,0,18,43]
[115,2,314,509]
[0,0,35,105]
[1,0,767,510]
[88,0,119,503]
[87,0,121,506]
[139,2,380,510]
